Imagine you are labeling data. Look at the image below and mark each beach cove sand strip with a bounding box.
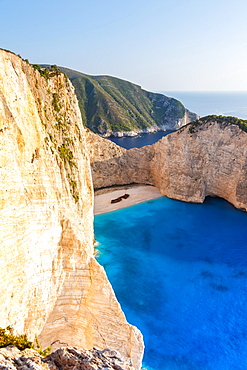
[94,184,163,215]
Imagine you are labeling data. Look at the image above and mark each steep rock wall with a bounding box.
[88,119,247,211]
[150,120,247,210]
[0,50,143,369]
[85,130,154,189]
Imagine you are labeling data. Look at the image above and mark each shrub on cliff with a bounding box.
[0,326,33,350]
[33,64,62,79]
[34,335,52,357]
[0,326,51,356]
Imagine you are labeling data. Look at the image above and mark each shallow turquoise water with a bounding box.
[94,197,247,370]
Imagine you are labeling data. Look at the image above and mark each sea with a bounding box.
[95,92,247,369]
[109,91,247,149]
[95,198,247,370]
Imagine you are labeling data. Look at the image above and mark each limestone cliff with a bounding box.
[0,49,143,369]
[151,117,247,210]
[85,130,153,189]
[87,117,247,211]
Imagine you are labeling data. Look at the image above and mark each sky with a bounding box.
[1,0,247,92]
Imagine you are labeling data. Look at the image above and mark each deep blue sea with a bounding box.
[110,91,247,149]
[110,130,175,149]
[95,197,247,370]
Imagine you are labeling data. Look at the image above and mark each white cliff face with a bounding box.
[0,50,143,370]
[177,108,199,128]
[87,118,247,212]
[150,120,247,210]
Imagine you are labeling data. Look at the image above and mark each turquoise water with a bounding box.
[94,197,247,370]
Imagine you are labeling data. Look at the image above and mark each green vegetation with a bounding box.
[68,175,79,203]
[44,82,79,204]
[33,64,50,79]
[58,143,79,202]
[0,326,33,350]
[56,67,195,135]
[0,326,51,356]
[58,144,76,168]
[52,93,61,112]
[33,64,63,79]
[34,335,51,357]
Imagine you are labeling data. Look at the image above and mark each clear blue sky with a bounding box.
[1,0,247,91]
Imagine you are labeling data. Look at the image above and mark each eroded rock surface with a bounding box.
[88,118,247,211]
[0,346,135,370]
[0,347,50,370]
[150,119,247,210]
[85,130,154,189]
[0,49,143,370]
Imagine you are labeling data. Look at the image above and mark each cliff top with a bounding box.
[0,50,197,136]
[180,115,247,134]
[0,47,20,56]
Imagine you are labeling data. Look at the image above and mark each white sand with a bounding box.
[94,184,163,215]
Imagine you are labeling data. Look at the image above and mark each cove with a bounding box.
[108,130,175,149]
[94,196,247,370]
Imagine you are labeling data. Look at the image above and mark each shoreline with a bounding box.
[94,184,163,215]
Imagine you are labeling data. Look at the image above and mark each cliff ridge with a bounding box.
[0,49,143,369]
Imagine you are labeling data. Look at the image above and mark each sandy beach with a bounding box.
[94,184,163,215]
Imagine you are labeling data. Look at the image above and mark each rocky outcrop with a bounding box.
[0,347,49,370]
[85,130,153,189]
[0,346,134,370]
[150,118,247,210]
[44,347,135,370]
[0,49,143,370]
[177,108,198,128]
[88,117,247,211]
[85,129,126,162]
